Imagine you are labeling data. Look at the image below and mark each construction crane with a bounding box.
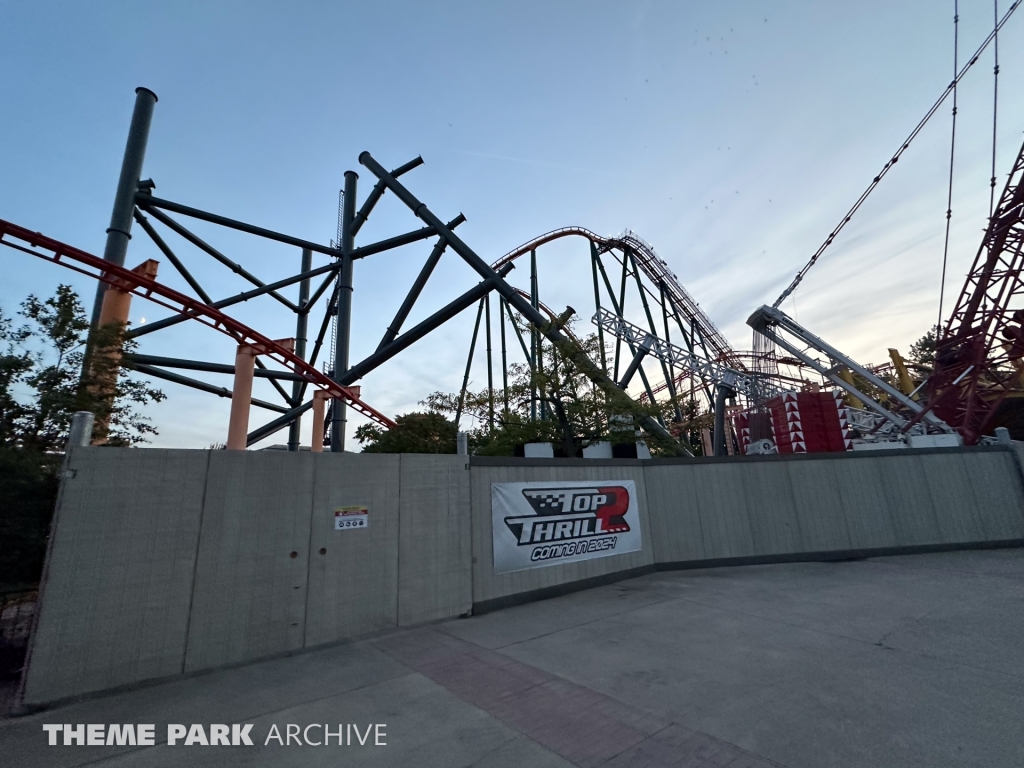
[746,305,955,437]
[929,134,1024,443]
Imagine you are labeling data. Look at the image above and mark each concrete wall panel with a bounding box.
[692,463,759,558]
[398,455,472,626]
[304,453,400,646]
[23,448,208,705]
[183,451,313,672]
[643,464,706,563]
[874,455,945,546]
[471,464,654,604]
[919,453,988,543]
[829,457,900,550]
[786,459,855,552]
[961,451,1024,540]
[738,461,803,555]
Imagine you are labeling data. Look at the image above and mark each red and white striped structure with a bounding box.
[734,390,852,455]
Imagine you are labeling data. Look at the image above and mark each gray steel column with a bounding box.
[331,171,358,451]
[530,249,539,421]
[288,247,313,451]
[90,87,158,329]
[713,384,733,456]
[485,294,494,433]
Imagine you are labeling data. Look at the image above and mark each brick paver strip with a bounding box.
[373,628,786,768]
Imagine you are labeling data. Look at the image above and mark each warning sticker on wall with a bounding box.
[491,480,641,574]
[334,506,368,531]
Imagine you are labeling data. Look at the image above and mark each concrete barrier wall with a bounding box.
[398,455,472,626]
[184,451,314,672]
[304,453,401,647]
[22,449,210,704]
[21,451,471,707]
[21,445,1024,707]
[645,448,1024,565]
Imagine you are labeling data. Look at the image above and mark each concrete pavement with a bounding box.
[2,549,1021,767]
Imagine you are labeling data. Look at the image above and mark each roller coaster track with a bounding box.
[0,218,396,428]
[492,226,740,370]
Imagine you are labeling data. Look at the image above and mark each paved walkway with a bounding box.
[2,549,1022,767]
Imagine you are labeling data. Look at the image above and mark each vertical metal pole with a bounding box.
[331,171,357,452]
[659,282,683,422]
[530,249,539,422]
[590,242,608,375]
[713,385,733,457]
[500,299,509,416]
[485,294,494,433]
[613,253,629,382]
[455,298,486,429]
[288,248,313,451]
[90,87,158,330]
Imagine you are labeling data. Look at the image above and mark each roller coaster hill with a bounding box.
[3,4,1024,457]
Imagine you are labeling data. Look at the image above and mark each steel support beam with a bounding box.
[485,294,494,432]
[500,297,509,415]
[590,242,608,375]
[618,337,653,390]
[351,156,424,237]
[126,362,291,413]
[349,223,441,260]
[289,248,312,451]
[126,258,337,339]
[138,204,299,311]
[455,298,486,429]
[246,399,315,446]
[530,249,539,421]
[357,152,680,449]
[377,214,466,350]
[138,195,344,259]
[331,170,358,452]
[713,385,733,456]
[91,87,158,329]
[133,209,212,303]
[123,353,305,381]
[339,266,513,388]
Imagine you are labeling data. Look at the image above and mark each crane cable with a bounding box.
[937,2,960,338]
[773,0,1021,309]
[990,0,1001,218]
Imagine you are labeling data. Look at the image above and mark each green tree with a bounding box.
[355,313,693,456]
[907,325,939,374]
[355,411,457,454]
[1,285,167,590]
[4,284,165,450]
[422,314,686,456]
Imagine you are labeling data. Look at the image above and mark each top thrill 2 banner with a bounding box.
[490,480,643,574]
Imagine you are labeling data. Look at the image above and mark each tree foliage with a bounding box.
[357,312,701,456]
[907,325,938,373]
[1,285,167,589]
[354,411,457,454]
[1,284,165,450]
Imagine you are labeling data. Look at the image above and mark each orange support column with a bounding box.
[90,259,159,444]
[226,345,257,450]
[310,390,330,453]
[225,337,295,451]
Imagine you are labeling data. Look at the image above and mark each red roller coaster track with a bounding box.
[0,218,397,429]
[492,226,739,368]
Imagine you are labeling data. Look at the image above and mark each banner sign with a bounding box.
[490,480,642,574]
[334,506,368,531]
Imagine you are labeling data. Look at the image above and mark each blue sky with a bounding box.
[2,1,1022,448]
